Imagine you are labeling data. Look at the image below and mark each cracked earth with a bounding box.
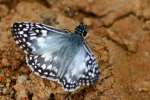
[0,0,150,100]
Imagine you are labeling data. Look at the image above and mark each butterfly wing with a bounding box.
[11,22,100,91]
[26,39,99,91]
[11,22,68,54]
[59,42,100,91]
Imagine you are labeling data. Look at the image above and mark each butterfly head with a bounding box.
[74,23,88,37]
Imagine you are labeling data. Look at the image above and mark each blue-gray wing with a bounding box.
[11,22,68,54]
[11,22,100,91]
[26,40,99,91]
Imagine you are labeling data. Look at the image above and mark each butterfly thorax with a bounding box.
[74,23,88,37]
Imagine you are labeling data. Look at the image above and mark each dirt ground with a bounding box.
[0,0,150,100]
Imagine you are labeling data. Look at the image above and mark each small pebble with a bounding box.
[16,90,28,100]
[2,88,9,95]
[1,58,10,67]
[0,84,4,88]
[6,79,11,88]
[17,75,27,84]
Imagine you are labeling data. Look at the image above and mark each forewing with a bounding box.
[11,22,68,54]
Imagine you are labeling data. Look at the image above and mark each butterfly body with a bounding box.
[11,22,100,91]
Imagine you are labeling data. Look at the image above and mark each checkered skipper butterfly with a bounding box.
[11,22,100,91]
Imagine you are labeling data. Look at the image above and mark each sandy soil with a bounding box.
[0,0,150,100]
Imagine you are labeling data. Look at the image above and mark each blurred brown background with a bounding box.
[0,0,150,100]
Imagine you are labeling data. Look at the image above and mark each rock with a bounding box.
[16,89,28,100]
[1,58,10,67]
[6,79,11,88]
[16,75,27,84]
[0,5,9,17]
[2,88,9,95]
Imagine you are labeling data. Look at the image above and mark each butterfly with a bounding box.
[11,22,100,92]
